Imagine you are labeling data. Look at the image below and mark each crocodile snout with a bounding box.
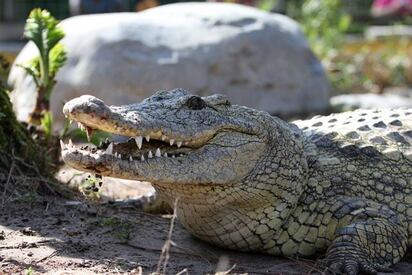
[63,95,111,119]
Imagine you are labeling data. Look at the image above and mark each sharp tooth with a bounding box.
[118,154,122,159]
[155,148,161,157]
[177,141,182,148]
[161,135,167,141]
[184,141,189,145]
[135,136,143,149]
[169,139,175,146]
[148,150,153,158]
[60,140,65,149]
[145,135,150,142]
[163,152,168,157]
[69,139,73,146]
[141,155,145,161]
[114,152,118,158]
[69,119,73,124]
[86,127,93,142]
[129,156,133,161]
[179,154,184,157]
[172,155,175,158]
[106,143,113,154]
[77,122,81,128]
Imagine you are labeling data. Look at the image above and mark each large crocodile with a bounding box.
[61,88,412,274]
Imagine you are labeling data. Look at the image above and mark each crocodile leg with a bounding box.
[323,197,408,274]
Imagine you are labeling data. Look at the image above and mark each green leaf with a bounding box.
[16,57,41,87]
[49,43,67,76]
[40,110,53,139]
[338,15,351,32]
[19,8,67,128]
[24,9,65,56]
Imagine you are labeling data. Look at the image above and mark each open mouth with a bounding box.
[60,121,195,162]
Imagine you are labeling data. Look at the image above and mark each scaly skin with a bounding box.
[61,89,412,274]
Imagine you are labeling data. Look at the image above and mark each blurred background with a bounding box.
[2,3,412,273]
[2,0,412,115]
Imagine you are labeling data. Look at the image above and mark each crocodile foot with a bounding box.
[323,242,393,275]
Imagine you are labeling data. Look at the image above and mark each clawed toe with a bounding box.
[322,258,381,275]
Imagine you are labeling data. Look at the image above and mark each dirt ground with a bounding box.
[1,196,412,274]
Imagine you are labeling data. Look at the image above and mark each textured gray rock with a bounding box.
[8,2,329,125]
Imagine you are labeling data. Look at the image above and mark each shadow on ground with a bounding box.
[1,197,411,274]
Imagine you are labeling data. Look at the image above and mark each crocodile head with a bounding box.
[62,88,271,182]
[62,89,308,241]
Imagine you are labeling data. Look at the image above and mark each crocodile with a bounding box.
[61,88,412,274]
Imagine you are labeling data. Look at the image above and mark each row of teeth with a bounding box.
[60,140,183,161]
[133,135,187,149]
[74,121,188,149]
[106,143,183,161]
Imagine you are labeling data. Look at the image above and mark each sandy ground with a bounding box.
[0,197,311,275]
[2,166,412,275]
[1,196,412,275]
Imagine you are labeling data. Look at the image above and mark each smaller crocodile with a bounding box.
[61,88,412,275]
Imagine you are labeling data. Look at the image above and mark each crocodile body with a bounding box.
[61,89,412,274]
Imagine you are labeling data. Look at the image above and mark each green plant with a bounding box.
[79,174,102,201]
[18,8,67,138]
[0,55,10,88]
[300,0,351,60]
[15,191,39,204]
[257,0,278,12]
[100,217,134,242]
[295,0,354,93]
[25,266,34,275]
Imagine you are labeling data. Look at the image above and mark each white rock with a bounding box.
[8,2,329,126]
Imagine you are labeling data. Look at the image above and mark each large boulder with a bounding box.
[9,2,329,125]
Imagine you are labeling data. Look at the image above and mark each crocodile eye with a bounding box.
[186,96,207,110]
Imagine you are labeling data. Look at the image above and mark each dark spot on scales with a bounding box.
[360,146,380,158]
[345,131,360,139]
[403,130,412,139]
[373,121,386,128]
[389,120,402,126]
[341,144,359,158]
[386,132,409,144]
[369,136,387,145]
[357,125,371,131]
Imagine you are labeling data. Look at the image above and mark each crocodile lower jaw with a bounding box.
[60,138,191,162]
[60,127,195,168]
